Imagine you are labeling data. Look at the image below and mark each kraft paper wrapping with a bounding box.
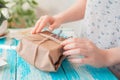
[16,31,65,72]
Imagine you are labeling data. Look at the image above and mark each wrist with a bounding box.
[105,49,117,67]
[99,49,111,67]
[98,49,114,67]
[53,14,65,24]
[106,48,120,66]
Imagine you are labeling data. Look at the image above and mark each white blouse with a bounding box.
[77,0,120,49]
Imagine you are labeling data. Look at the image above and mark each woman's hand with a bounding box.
[61,38,111,67]
[32,15,62,34]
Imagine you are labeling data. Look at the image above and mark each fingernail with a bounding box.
[32,32,35,34]
[60,41,65,45]
[60,42,63,45]
[63,52,67,55]
[31,30,34,33]
[49,27,53,31]
[61,43,66,46]
[64,46,67,50]
[36,30,39,33]
[68,59,73,63]
[31,31,33,34]
[68,59,71,61]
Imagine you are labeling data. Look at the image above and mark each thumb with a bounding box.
[49,23,59,31]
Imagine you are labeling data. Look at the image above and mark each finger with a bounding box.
[61,38,87,46]
[61,38,78,46]
[68,58,88,65]
[49,23,59,31]
[63,43,86,50]
[32,18,42,34]
[63,48,87,56]
[36,17,49,33]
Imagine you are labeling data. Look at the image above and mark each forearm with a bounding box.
[106,47,120,66]
[54,0,87,24]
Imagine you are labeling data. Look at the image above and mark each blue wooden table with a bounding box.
[0,31,118,80]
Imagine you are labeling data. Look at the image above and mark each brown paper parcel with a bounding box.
[16,31,65,72]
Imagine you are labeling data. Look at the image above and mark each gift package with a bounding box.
[16,31,65,72]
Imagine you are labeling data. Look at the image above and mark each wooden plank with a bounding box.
[62,59,80,80]
[0,38,17,80]
[62,59,94,80]
[84,65,118,80]
[62,59,118,80]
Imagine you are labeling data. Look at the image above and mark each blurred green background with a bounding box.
[0,0,38,28]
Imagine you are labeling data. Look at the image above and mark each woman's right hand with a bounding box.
[32,15,62,34]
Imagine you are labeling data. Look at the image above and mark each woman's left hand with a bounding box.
[61,38,110,67]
